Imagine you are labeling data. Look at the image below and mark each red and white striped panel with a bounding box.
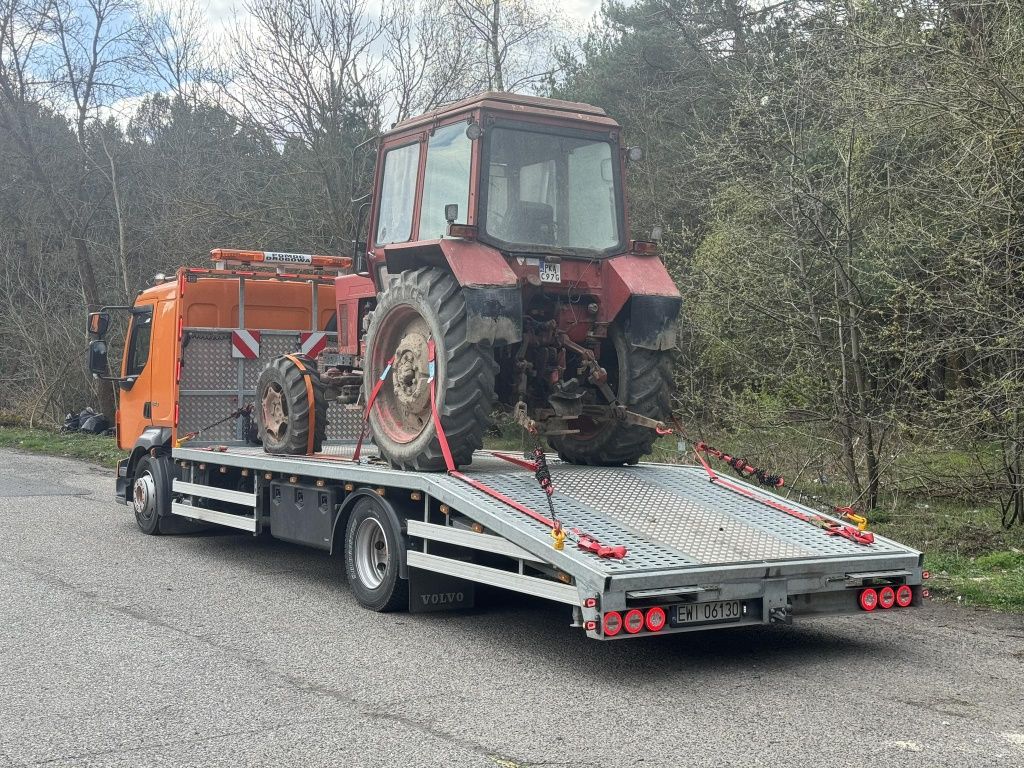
[299,331,328,358]
[231,329,261,359]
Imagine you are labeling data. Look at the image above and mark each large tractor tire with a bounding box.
[549,323,673,466]
[363,267,496,471]
[257,354,328,455]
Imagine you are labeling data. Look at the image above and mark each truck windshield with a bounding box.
[481,126,623,255]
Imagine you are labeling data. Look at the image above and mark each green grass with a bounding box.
[922,550,1024,612]
[0,427,124,467]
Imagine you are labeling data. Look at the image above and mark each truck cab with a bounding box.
[87,251,350,510]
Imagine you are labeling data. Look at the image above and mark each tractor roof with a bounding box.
[387,91,618,135]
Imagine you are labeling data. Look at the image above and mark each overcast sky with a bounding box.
[201,0,607,36]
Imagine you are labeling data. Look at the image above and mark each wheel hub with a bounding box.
[353,517,389,589]
[262,383,287,438]
[391,329,430,417]
[133,471,157,518]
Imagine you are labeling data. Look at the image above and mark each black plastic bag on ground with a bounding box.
[80,413,109,435]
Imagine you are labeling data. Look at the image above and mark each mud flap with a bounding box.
[408,567,476,613]
[463,286,522,345]
[627,294,682,350]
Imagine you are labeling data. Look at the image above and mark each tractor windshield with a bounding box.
[480,126,624,255]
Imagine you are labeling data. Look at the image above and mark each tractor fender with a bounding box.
[601,254,682,350]
[119,427,173,504]
[383,240,522,345]
[329,487,409,579]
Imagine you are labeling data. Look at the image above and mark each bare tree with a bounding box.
[224,0,384,245]
[382,0,474,121]
[0,0,143,418]
[449,0,563,92]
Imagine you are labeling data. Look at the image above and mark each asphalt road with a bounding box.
[1,448,1023,768]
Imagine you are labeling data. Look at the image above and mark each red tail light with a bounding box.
[922,588,930,599]
[895,585,913,607]
[584,620,597,631]
[623,609,645,634]
[878,586,896,609]
[922,570,930,580]
[603,611,622,637]
[644,607,666,632]
[859,588,878,611]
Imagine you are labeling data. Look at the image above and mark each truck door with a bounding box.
[116,303,155,451]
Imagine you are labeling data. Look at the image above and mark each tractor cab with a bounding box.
[366,92,627,269]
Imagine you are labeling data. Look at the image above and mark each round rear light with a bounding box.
[922,570,930,580]
[922,588,930,599]
[603,611,622,637]
[895,585,913,607]
[859,588,878,611]
[645,606,667,632]
[878,586,896,609]
[623,608,645,634]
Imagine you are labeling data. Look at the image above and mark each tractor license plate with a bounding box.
[539,260,561,283]
[676,600,743,626]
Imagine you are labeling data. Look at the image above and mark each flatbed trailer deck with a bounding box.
[166,443,925,639]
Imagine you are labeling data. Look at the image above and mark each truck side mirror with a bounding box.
[88,339,109,377]
[352,201,370,275]
[88,311,110,338]
[445,204,458,224]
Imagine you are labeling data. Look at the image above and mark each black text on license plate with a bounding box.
[676,600,744,625]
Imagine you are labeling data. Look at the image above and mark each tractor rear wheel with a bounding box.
[549,324,673,466]
[256,354,328,455]
[364,267,496,471]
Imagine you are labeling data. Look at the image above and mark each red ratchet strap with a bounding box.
[352,354,394,462]
[489,451,629,559]
[693,448,874,546]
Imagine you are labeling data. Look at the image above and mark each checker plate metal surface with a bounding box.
[179,328,362,444]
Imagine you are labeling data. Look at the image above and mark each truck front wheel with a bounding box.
[344,497,408,612]
[132,454,172,535]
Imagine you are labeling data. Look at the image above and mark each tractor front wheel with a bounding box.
[549,324,673,466]
[256,354,328,455]
[364,267,496,471]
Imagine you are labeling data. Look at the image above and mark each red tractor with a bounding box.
[257,92,680,470]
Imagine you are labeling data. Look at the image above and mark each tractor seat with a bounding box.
[507,201,555,245]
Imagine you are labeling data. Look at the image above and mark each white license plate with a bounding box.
[539,260,561,283]
[676,600,744,625]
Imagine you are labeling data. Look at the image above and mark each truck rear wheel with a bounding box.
[344,497,408,611]
[257,354,328,455]
[363,267,496,471]
[549,324,673,465]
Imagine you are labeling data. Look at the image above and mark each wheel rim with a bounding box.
[133,470,157,522]
[369,304,433,444]
[262,382,288,440]
[353,517,389,589]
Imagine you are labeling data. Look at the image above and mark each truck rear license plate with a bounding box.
[539,261,561,283]
[676,600,743,626]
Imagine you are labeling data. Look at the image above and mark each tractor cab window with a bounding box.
[418,122,472,240]
[482,126,623,254]
[125,308,153,377]
[376,142,419,245]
